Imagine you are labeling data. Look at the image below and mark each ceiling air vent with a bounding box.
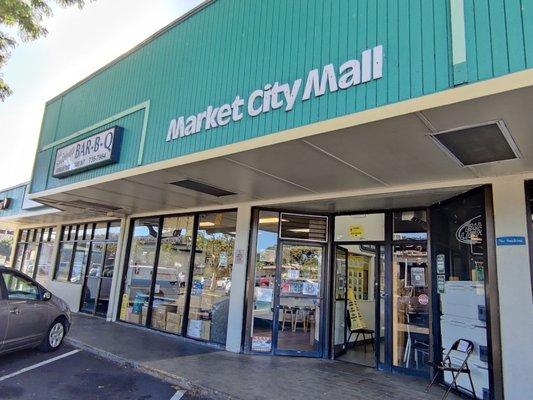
[61,200,121,212]
[429,120,520,167]
[169,179,236,197]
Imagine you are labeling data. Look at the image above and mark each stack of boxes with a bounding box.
[124,292,216,340]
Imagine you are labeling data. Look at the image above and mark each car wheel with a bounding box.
[38,320,66,352]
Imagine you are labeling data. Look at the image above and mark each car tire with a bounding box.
[38,319,66,352]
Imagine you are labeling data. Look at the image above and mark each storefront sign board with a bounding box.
[53,126,123,178]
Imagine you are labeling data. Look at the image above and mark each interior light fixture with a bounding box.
[199,221,215,227]
[289,228,311,233]
[259,217,279,224]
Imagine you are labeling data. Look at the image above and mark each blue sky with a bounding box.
[0,0,202,190]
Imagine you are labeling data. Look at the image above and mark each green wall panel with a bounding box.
[32,0,533,194]
[0,185,27,218]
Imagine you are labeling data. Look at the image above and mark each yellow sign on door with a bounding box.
[349,225,364,238]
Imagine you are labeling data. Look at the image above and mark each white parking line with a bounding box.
[170,390,186,400]
[0,349,81,382]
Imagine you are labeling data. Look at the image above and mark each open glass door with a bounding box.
[333,246,348,358]
[334,244,382,367]
[273,243,323,356]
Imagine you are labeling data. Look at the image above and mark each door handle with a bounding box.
[9,308,20,315]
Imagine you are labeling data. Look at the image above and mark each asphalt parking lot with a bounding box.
[0,344,202,400]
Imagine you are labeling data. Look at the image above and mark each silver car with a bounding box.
[0,267,71,355]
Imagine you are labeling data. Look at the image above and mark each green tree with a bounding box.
[0,0,89,101]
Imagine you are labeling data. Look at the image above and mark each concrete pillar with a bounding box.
[226,205,252,353]
[491,177,533,399]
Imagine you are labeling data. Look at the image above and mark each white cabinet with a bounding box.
[440,281,489,399]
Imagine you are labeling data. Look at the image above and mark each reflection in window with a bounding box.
[55,243,74,282]
[54,222,119,286]
[392,244,430,372]
[187,212,236,344]
[13,226,56,284]
[432,190,489,395]
[120,218,159,325]
[250,211,279,352]
[151,216,194,334]
[393,211,428,241]
[2,272,40,300]
[36,242,54,285]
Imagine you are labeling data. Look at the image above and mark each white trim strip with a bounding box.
[0,349,80,382]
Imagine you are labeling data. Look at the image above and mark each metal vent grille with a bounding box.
[279,213,328,242]
[430,121,520,166]
[169,179,236,197]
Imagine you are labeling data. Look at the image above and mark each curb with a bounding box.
[65,337,236,400]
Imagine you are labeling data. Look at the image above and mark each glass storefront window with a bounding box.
[392,244,430,372]
[187,212,236,344]
[335,214,385,242]
[432,190,489,396]
[393,211,428,241]
[97,243,117,316]
[121,218,160,325]
[151,216,194,334]
[35,242,54,285]
[250,211,279,352]
[14,226,56,284]
[94,222,108,240]
[55,243,74,281]
[20,243,38,277]
[108,221,121,241]
[70,241,89,283]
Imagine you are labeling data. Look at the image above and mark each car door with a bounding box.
[0,275,9,352]
[1,271,50,351]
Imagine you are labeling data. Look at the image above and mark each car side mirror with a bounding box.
[42,291,52,301]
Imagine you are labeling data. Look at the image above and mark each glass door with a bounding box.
[273,243,323,356]
[80,242,105,315]
[333,244,383,368]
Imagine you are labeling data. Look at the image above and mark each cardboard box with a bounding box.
[126,307,142,324]
[189,295,201,309]
[141,305,148,324]
[158,304,178,313]
[165,322,181,333]
[201,320,211,340]
[201,295,214,309]
[166,312,182,325]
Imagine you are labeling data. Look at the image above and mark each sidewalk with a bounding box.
[66,313,458,400]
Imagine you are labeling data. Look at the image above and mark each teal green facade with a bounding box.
[29,0,533,194]
[0,184,29,218]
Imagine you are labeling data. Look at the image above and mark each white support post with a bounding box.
[109,217,130,322]
[491,177,533,398]
[225,205,252,353]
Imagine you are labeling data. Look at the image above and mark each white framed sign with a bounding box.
[53,126,123,178]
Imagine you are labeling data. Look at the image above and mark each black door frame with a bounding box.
[332,242,384,369]
[271,240,326,357]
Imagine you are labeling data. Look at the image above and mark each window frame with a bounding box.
[117,209,238,345]
[13,226,57,282]
[53,221,120,284]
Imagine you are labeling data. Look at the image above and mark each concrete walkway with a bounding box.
[66,313,459,400]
